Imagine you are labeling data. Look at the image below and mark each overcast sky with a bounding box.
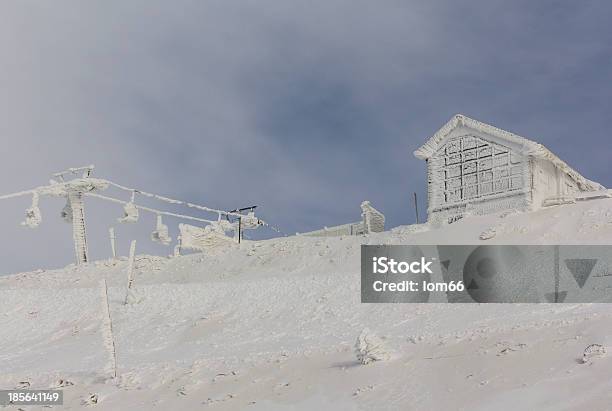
[1,1,611,274]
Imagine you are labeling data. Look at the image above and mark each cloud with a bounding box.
[0,1,610,273]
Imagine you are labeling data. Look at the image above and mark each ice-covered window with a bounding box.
[439,136,523,205]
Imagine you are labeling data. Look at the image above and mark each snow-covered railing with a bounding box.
[298,201,385,237]
[299,221,365,237]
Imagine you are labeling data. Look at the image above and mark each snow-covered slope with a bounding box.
[1,198,612,410]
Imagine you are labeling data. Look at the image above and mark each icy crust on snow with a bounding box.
[1,198,612,410]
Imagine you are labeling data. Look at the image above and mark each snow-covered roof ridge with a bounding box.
[414,114,604,191]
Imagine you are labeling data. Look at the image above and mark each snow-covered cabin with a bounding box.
[414,114,604,225]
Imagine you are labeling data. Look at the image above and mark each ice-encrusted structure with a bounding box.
[2,167,272,265]
[151,215,172,245]
[582,344,606,364]
[361,201,385,233]
[60,199,73,223]
[99,279,117,378]
[118,202,139,223]
[414,114,605,225]
[300,201,385,237]
[21,193,41,228]
[178,222,235,252]
[355,328,390,365]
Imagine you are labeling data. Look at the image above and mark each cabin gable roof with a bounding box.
[414,114,604,191]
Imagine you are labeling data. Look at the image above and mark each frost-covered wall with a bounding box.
[300,222,366,237]
[426,134,529,224]
[530,157,581,207]
[415,114,604,225]
[361,201,385,233]
[300,201,385,237]
[178,222,235,251]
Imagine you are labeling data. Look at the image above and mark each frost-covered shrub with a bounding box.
[479,227,496,240]
[582,344,606,363]
[82,393,98,406]
[355,328,389,365]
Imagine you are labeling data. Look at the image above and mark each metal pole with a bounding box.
[109,227,116,259]
[124,240,137,305]
[413,192,420,224]
[99,278,117,378]
[238,217,242,244]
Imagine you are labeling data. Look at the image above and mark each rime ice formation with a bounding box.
[21,193,41,228]
[215,218,235,233]
[60,199,73,223]
[582,344,606,364]
[414,114,605,225]
[99,279,117,379]
[151,215,172,245]
[2,195,612,409]
[361,200,385,233]
[479,226,497,240]
[239,211,261,229]
[2,167,272,267]
[178,223,236,252]
[301,201,385,237]
[355,328,390,365]
[118,202,139,223]
[68,191,88,265]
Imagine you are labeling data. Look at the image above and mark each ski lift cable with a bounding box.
[0,188,284,234]
[105,179,237,216]
[0,178,284,234]
[53,165,94,179]
[86,193,216,224]
[103,180,264,221]
[258,219,284,235]
[0,189,38,201]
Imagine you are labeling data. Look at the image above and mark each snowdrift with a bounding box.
[1,198,612,410]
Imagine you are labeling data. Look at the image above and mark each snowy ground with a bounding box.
[2,198,612,410]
